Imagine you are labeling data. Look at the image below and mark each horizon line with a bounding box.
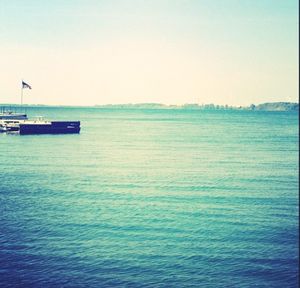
[0,101,299,108]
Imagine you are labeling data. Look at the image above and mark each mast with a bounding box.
[21,79,23,106]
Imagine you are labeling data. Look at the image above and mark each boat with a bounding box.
[0,111,80,135]
[0,119,25,132]
[0,109,27,132]
[0,111,28,120]
[19,120,80,135]
[0,118,80,134]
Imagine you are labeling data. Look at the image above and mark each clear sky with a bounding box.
[0,0,298,106]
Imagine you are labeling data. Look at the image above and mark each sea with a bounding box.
[0,107,298,288]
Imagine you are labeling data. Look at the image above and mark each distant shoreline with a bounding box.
[0,102,298,112]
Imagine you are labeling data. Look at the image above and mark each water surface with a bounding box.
[0,108,298,287]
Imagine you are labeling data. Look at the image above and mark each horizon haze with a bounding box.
[0,0,298,106]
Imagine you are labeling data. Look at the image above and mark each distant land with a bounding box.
[1,102,298,111]
[94,102,299,111]
[249,102,299,111]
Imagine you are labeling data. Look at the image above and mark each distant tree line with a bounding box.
[2,102,298,111]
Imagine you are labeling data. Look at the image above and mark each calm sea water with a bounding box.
[0,108,298,287]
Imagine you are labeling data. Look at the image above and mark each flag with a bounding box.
[22,81,32,89]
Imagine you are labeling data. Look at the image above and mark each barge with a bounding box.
[19,121,80,134]
[0,116,80,134]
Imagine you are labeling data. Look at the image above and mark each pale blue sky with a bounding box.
[0,0,298,105]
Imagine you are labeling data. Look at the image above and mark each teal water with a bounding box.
[0,108,298,287]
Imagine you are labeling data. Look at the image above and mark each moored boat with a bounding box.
[0,111,27,120]
[0,119,25,132]
[0,116,80,135]
[19,121,80,135]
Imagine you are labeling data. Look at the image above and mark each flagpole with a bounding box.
[21,79,23,106]
[21,86,23,106]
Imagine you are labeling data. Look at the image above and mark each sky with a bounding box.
[0,0,298,106]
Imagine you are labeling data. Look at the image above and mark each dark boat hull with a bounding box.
[19,121,80,135]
